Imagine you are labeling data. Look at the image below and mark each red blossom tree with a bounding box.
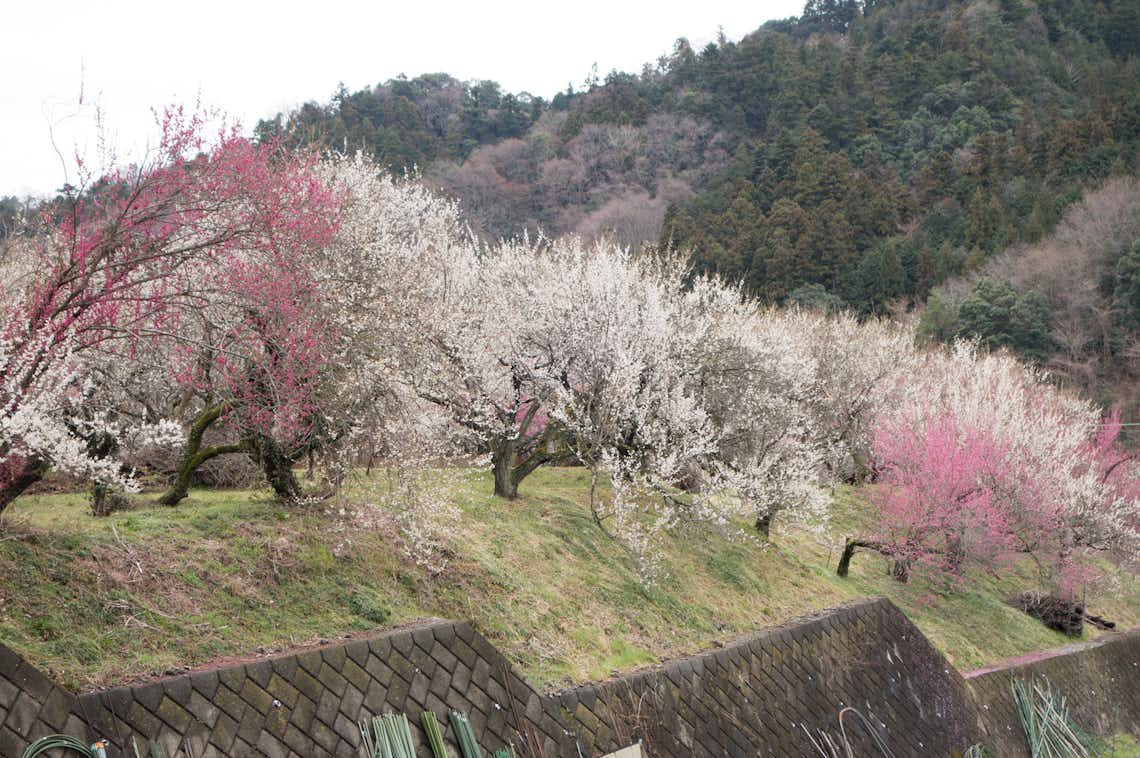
[0,107,342,510]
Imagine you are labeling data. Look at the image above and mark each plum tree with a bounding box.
[0,107,342,510]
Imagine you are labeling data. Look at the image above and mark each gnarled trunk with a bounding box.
[159,403,242,506]
[0,456,50,513]
[491,436,519,499]
[836,537,912,582]
[490,429,575,500]
[244,431,302,501]
[836,537,886,577]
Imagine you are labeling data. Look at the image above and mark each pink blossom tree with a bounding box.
[0,107,342,510]
[838,343,1139,594]
[157,242,338,505]
[837,412,1021,585]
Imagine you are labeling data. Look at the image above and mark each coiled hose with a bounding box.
[20,735,105,757]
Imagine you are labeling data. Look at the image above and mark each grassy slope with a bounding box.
[1,467,1137,693]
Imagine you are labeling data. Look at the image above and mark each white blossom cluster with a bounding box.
[309,159,1140,577]
[315,159,857,571]
[0,336,137,492]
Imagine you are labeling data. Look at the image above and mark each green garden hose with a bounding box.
[21,735,106,758]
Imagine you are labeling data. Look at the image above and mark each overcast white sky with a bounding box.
[0,1,802,197]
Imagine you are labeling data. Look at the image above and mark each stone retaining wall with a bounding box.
[2,598,1138,757]
[966,628,1140,757]
[552,598,980,756]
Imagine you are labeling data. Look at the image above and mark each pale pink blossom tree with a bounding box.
[838,412,1021,586]
[838,343,1139,593]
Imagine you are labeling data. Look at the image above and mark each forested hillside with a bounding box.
[918,177,1140,419]
[256,0,1138,314]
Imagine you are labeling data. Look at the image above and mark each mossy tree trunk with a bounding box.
[243,430,302,501]
[489,426,575,501]
[159,402,243,506]
[491,435,519,499]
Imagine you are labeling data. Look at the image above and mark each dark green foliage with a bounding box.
[802,0,863,32]
[255,74,544,172]
[1113,240,1140,330]
[654,0,1139,311]
[916,291,961,345]
[956,278,1055,362]
[348,590,391,625]
[787,283,846,313]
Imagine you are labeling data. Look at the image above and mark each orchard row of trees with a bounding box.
[1,114,1136,592]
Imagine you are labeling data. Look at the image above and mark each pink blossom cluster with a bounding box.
[868,344,1138,594]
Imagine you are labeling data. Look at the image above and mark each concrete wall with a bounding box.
[81,619,570,758]
[552,598,980,756]
[0,643,91,757]
[966,629,1140,757]
[2,598,1138,757]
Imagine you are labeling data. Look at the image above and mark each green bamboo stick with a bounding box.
[449,710,483,758]
[1011,675,1090,758]
[422,710,448,758]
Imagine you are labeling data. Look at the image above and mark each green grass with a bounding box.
[1,467,1137,693]
[1096,734,1140,757]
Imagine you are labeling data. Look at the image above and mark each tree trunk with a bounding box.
[755,512,773,540]
[851,448,872,483]
[0,456,50,514]
[244,432,302,501]
[1057,523,1076,594]
[91,482,110,517]
[159,442,245,506]
[158,402,241,507]
[491,436,518,500]
[86,430,119,517]
[836,538,859,577]
[836,537,886,577]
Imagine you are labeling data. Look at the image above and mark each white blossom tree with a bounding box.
[680,289,831,540]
